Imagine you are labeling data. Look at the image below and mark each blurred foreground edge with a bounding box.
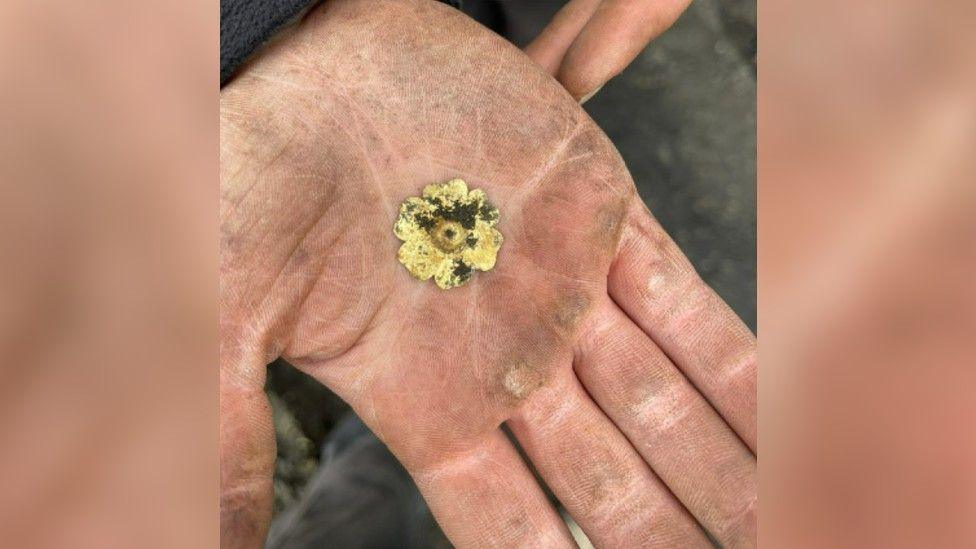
[760,0,976,547]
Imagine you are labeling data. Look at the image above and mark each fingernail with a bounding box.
[579,84,604,104]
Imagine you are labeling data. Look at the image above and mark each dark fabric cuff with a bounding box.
[220,0,463,87]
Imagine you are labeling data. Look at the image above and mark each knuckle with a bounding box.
[717,494,758,548]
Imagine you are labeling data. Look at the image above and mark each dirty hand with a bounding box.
[220,0,755,547]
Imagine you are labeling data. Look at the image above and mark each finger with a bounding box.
[557,0,692,101]
[410,430,575,548]
[608,201,757,451]
[508,368,710,547]
[576,297,757,546]
[524,0,603,75]
[220,362,276,549]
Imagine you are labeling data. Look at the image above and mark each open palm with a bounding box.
[220,1,756,547]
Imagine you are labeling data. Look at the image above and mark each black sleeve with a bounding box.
[220,0,463,87]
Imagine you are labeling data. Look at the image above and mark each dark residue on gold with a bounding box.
[394,179,503,289]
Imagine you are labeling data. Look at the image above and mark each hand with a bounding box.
[220,0,756,547]
[525,0,693,101]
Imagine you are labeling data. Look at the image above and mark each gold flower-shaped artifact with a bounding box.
[394,179,503,289]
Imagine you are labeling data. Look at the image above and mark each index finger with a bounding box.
[608,201,757,451]
[557,0,692,100]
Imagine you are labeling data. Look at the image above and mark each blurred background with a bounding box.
[263,1,755,546]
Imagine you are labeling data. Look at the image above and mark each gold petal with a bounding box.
[433,258,471,289]
[394,216,417,241]
[401,196,427,211]
[397,238,443,281]
[478,198,500,227]
[467,188,486,207]
[394,197,432,241]
[463,225,503,271]
[423,178,469,205]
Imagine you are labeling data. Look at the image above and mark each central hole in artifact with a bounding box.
[431,219,467,252]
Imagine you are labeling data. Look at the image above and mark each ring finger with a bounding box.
[508,366,710,547]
